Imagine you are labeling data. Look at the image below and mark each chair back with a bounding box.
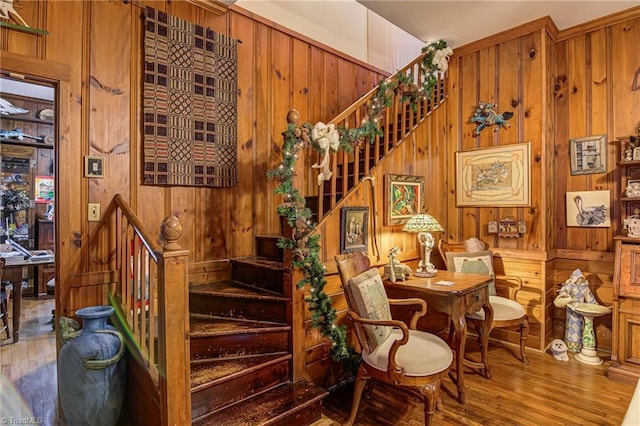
[438,239,496,296]
[437,238,486,260]
[335,252,393,352]
[335,251,371,287]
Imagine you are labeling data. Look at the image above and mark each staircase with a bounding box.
[308,71,447,221]
[188,235,328,425]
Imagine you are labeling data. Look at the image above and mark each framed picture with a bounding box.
[385,174,425,225]
[456,142,531,207]
[570,134,607,175]
[566,190,610,228]
[340,207,369,254]
[84,156,105,178]
[34,175,54,203]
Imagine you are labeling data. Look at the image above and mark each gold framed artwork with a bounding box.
[340,207,369,254]
[569,134,606,175]
[385,174,425,225]
[455,142,531,207]
[566,190,610,228]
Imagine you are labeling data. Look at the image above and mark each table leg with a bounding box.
[451,306,467,404]
[12,271,23,343]
[478,301,494,379]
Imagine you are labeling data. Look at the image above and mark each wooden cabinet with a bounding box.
[618,137,640,235]
[608,236,640,384]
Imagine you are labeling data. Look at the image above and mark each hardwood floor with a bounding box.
[1,299,636,426]
[1,297,58,425]
[322,340,637,425]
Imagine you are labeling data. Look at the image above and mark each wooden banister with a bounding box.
[92,195,191,425]
[313,51,448,222]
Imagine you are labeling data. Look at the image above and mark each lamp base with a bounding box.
[414,270,437,278]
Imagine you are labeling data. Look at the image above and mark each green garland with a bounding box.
[267,41,451,364]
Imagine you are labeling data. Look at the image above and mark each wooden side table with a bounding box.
[384,270,493,404]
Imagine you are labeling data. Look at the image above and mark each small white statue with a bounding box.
[548,338,569,361]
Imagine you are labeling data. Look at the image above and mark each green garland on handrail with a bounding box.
[267,41,452,364]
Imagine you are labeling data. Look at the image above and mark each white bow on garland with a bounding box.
[311,122,340,185]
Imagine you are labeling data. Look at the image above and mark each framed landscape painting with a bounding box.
[385,174,425,225]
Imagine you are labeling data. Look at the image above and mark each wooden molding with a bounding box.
[185,0,233,16]
[556,5,640,42]
[554,249,615,263]
[453,16,557,57]
[453,5,640,56]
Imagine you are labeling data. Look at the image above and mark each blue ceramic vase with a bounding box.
[58,305,126,426]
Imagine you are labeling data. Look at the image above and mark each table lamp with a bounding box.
[402,213,444,277]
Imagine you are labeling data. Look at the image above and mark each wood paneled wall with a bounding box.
[441,8,640,352]
[3,0,639,385]
[0,0,387,318]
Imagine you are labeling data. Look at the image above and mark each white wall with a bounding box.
[234,0,424,73]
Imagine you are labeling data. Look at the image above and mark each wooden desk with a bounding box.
[1,251,54,343]
[384,270,493,404]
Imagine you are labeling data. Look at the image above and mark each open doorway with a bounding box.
[0,74,58,423]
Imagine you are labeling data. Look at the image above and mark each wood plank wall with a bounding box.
[0,0,387,319]
[441,8,640,352]
[2,0,639,386]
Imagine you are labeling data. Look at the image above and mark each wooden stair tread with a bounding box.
[194,380,327,426]
[191,353,291,389]
[232,256,285,270]
[190,281,288,301]
[190,314,289,336]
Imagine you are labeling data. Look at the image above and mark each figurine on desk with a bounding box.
[382,247,412,282]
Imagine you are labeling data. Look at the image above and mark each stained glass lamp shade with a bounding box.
[402,213,445,277]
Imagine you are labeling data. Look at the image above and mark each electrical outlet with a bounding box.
[88,203,100,222]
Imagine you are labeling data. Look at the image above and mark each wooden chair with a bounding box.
[438,239,529,365]
[335,252,453,425]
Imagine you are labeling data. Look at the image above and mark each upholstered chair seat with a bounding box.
[468,296,525,322]
[363,328,453,376]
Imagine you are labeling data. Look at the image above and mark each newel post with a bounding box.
[156,215,191,425]
[283,109,309,382]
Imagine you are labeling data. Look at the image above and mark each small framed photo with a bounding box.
[340,207,369,254]
[569,134,606,175]
[633,147,640,161]
[85,156,104,178]
[488,221,498,234]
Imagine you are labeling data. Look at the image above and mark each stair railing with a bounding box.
[314,51,448,222]
[91,194,191,425]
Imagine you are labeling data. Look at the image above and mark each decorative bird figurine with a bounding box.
[574,195,606,226]
[0,0,30,27]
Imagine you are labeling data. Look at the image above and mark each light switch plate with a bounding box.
[88,203,100,221]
